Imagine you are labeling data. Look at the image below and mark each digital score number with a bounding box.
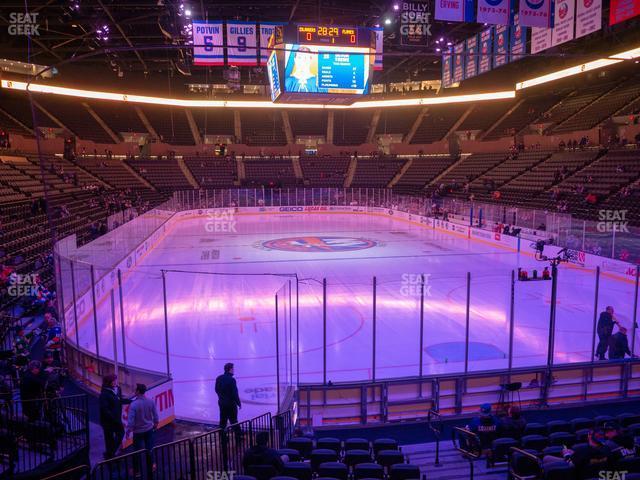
[297,25,357,46]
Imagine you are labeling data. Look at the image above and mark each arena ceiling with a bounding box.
[0,0,639,94]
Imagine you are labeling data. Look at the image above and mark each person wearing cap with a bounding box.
[126,383,159,452]
[467,403,498,453]
[542,429,611,477]
[215,362,241,429]
[602,422,635,462]
[608,325,635,360]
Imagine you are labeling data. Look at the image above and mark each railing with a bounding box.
[451,427,482,480]
[298,359,640,426]
[427,408,442,467]
[272,409,294,450]
[92,449,150,480]
[41,464,90,480]
[508,447,542,480]
[224,413,273,474]
[0,394,89,478]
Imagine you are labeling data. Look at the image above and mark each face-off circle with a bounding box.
[261,236,378,252]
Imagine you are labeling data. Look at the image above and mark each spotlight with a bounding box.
[185,8,191,16]
[447,41,452,46]
[436,48,441,52]
[393,3,400,10]
[384,17,392,25]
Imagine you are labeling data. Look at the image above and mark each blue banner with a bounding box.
[465,35,479,79]
[493,25,510,68]
[510,15,528,61]
[478,28,493,74]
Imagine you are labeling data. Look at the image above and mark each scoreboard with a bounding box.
[267,24,375,104]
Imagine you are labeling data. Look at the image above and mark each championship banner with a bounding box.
[193,21,224,66]
[531,26,552,53]
[493,25,510,68]
[575,0,602,38]
[478,28,493,74]
[259,22,284,65]
[477,0,513,25]
[510,15,528,61]
[401,0,434,46]
[373,27,384,70]
[551,0,575,46]
[435,0,475,23]
[226,21,257,66]
[465,35,478,80]
[609,0,639,25]
[453,42,465,83]
[442,47,454,87]
[519,0,555,27]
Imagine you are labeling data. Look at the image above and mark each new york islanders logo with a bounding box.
[261,236,378,253]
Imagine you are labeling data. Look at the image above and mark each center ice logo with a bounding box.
[261,236,377,252]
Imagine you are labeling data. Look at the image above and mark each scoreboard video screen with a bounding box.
[268,24,375,104]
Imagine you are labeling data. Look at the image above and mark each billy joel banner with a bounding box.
[193,21,224,66]
[519,0,555,27]
[401,0,434,46]
[226,21,257,66]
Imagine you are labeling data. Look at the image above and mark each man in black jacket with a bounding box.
[215,363,241,429]
[20,360,46,421]
[608,326,635,360]
[596,306,617,360]
[99,374,131,459]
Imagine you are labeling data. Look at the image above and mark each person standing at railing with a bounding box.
[126,384,159,453]
[99,374,131,459]
[215,362,242,428]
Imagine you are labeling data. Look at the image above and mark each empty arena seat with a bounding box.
[510,449,541,479]
[574,428,590,444]
[491,437,519,465]
[277,448,301,462]
[389,463,420,480]
[594,415,615,427]
[345,438,370,451]
[372,438,399,455]
[344,450,371,467]
[246,465,279,480]
[570,418,594,432]
[523,423,547,436]
[376,450,404,468]
[311,449,339,472]
[287,438,314,458]
[234,476,257,480]
[283,462,312,480]
[354,463,384,479]
[546,420,571,434]
[617,413,640,427]
[615,456,640,473]
[317,437,341,454]
[318,462,348,480]
[541,446,564,458]
[521,434,548,451]
[542,462,576,480]
[548,432,576,447]
[628,423,640,436]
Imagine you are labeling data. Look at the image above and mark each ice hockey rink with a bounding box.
[69,211,638,423]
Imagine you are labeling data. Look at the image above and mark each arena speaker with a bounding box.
[448,135,461,158]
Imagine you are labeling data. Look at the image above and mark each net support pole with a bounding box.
[372,276,377,382]
[464,272,471,373]
[508,270,515,372]
[117,269,128,368]
[161,270,171,377]
[275,293,281,412]
[547,262,559,367]
[590,267,601,361]
[110,290,119,377]
[90,265,101,362]
[69,261,80,347]
[296,277,300,386]
[632,267,639,357]
[419,273,425,397]
[323,278,327,385]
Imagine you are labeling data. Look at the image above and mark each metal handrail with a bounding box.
[427,408,442,467]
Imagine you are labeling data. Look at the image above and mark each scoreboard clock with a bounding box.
[297,25,358,46]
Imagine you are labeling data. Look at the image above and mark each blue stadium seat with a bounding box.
[521,434,548,451]
[615,456,640,473]
[546,420,571,434]
[375,450,404,468]
[570,418,593,432]
[618,413,640,427]
[373,438,399,455]
[344,450,371,468]
[345,438,370,451]
[574,428,590,444]
[510,449,541,479]
[246,465,279,480]
[523,423,547,436]
[287,438,314,459]
[311,449,339,472]
[277,448,301,462]
[594,415,615,428]
[541,446,563,458]
[317,437,341,454]
[283,462,312,480]
[548,432,576,447]
[389,464,420,480]
[354,463,384,480]
[491,437,518,465]
[318,462,348,480]
[542,461,576,480]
